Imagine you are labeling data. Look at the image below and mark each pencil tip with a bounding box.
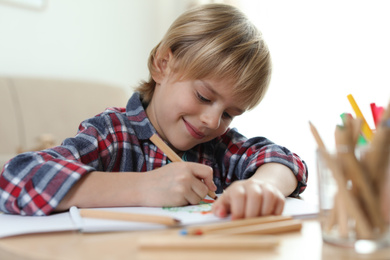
[195,230,203,235]
[179,229,188,236]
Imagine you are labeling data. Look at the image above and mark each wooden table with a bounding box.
[0,219,389,260]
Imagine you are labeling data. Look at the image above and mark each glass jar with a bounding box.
[317,146,390,254]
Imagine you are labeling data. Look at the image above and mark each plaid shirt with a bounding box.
[0,92,308,216]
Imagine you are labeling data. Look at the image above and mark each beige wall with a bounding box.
[0,77,130,168]
[0,0,191,168]
[0,0,189,92]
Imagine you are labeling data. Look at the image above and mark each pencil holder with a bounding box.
[317,145,390,254]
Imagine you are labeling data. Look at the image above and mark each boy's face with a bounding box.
[146,72,246,152]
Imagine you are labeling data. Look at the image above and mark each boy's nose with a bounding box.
[200,109,221,130]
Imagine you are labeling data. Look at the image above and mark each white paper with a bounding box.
[73,203,227,233]
[0,212,75,238]
[283,197,319,219]
[0,197,319,238]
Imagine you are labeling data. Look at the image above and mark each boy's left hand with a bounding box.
[211,178,285,220]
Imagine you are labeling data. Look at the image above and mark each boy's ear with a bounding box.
[151,48,173,83]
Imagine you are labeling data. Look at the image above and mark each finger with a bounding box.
[189,163,216,191]
[260,185,284,216]
[261,192,275,216]
[273,197,285,215]
[244,184,263,218]
[191,178,209,200]
[183,189,203,205]
[259,185,277,216]
[181,175,208,205]
[229,185,246,220]
[212,193,230,218]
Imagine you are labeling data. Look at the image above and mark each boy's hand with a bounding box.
[211,163,297,220]
[211,179,285,220]
[144,162,217,206]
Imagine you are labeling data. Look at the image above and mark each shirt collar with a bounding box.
[125,92,156,140]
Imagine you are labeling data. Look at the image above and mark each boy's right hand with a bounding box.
[141,162,216,206]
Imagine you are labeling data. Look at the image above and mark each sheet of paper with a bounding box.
[71,197,319,233]
[282,197,319,219]
[0,211,76,238]
[0,197,319,238]
[73,200,226,233]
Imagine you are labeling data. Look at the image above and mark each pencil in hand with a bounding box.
[150,133,217,200]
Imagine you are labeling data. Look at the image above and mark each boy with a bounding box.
[0,4,307,219]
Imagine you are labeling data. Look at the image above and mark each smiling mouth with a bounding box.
[183,118,205,139]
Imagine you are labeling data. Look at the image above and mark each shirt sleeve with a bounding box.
[0,111,119,216]
[217,128,308,197]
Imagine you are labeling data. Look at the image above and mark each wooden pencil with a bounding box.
[150,133,217,199]
[309,121,326,150]
[309,121,373,238]
[335,122,384,231]
[183,215,293,235]
[137,235,279,250]
[347,94,374,141]
[196,219,302,236]
[362,102,390,189]
[79,209,180,226]
[335,193,348,238]
[150,133,182,162]
[324,143,374,238]
[310,103,390,239]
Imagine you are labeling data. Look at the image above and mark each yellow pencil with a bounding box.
[347,94,373,141]
[150,133,217,199]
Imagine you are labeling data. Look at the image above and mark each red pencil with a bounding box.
[370,103,385,127]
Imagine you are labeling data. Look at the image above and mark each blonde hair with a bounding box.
[135,3,272,111]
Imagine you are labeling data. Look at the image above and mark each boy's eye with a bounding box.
[222,112,232,119]
[197,92,211,103]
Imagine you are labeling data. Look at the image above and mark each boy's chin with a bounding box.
[170,140,199,153]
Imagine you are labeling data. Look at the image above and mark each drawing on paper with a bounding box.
[162,199,214,214]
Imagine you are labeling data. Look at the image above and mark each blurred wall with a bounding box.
[0,0,189,94]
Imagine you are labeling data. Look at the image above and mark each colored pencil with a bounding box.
[150,133,217,199]
[340,113,367,145]
[137,235,279,250]
[347,94,373,141]
[309,121,373,238]
[370,103,385,127]
[79,208,180,226]
[363,102,390,190]
[334,121,385,232]
[182,215,293,235]
[308,121,326,150]
[189,219,302,236]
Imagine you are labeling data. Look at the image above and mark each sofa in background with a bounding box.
[0,77,130,169]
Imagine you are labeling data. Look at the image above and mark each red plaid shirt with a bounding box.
[0,93,308,216]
